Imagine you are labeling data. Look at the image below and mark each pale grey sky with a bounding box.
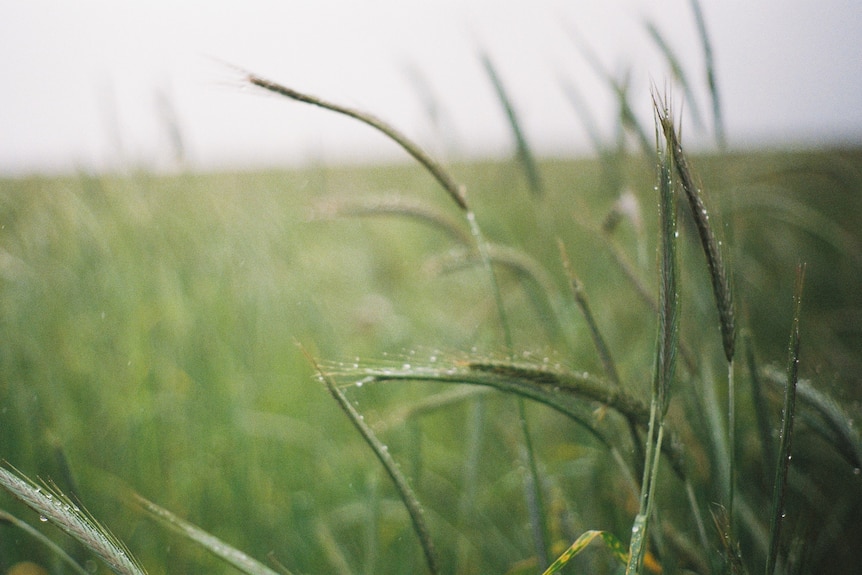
[1,0,860,174]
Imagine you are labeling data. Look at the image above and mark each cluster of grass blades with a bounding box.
[2,6,861,575]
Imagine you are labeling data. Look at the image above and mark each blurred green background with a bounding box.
[1,148,860,573]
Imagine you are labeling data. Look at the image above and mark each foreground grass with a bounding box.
[1,147,861,573]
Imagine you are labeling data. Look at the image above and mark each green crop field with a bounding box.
[1,140,861,574]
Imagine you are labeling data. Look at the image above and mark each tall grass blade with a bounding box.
[305,350,441,575]
[655,98,735,362]
[626,100,680,574]
[130,492,287,575]
[0,508,90,575]
[0,466,145,575]
[765,263,806,575]
[558,239,621,388]
[480,51,544,197]
[559,239,647,474]
[247,72,468,211]
[688,0,726,146]
[654,106,680,418]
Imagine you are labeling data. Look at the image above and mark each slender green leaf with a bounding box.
[766,263,806,575]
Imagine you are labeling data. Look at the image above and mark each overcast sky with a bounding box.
[1,0,860,174]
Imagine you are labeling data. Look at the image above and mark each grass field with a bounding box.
[1,145,861,574]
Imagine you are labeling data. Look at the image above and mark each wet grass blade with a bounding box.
[655,98,735,362]
[0,466,146,575]
[480,51,544,197]
[766,263,806,575]
[304,349,441,575]
[130,492,287,575]
[626,101,680,574]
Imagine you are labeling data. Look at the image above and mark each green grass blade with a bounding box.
[654,101,680,417]
[130,492,287,575]
[480,51,544,197]
[0,466,146,575]
[688,0,726,146]
[627,99,680,574]
[765,263,806,575]
[0,508,90,575]
[306,350,441,575]
[542,529,628,575]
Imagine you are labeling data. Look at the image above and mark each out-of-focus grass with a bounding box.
[1,147,860,573]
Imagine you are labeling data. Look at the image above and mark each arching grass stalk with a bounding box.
[626,98,679,574]
[0,465,146,575]
[247,74,467,211]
